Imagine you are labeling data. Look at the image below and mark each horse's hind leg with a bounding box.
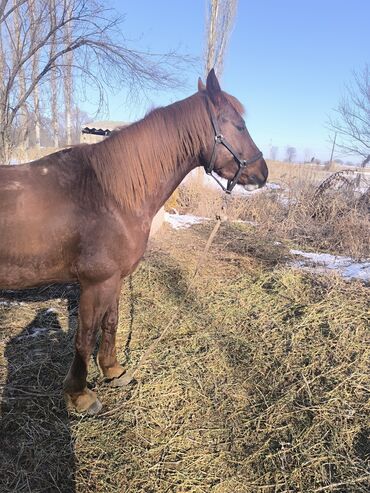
[64,275,120,414]
[98,282,126,380]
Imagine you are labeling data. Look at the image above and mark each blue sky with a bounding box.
[89,1,369,162]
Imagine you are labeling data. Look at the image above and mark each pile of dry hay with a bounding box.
[0,222,368,492]
[178,167,370,260]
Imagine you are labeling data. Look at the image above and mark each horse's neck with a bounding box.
[126,95,209,216]
[144,156,199,216]
[88,92,210,217]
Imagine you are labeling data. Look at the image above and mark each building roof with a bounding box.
[81,120,129,136]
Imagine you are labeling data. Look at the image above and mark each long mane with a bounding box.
[75,90,244,210]
[77,93,211,210]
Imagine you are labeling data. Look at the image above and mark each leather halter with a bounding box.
[204,103,263,194]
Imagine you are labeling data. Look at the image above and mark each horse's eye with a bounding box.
[236,124,245,132]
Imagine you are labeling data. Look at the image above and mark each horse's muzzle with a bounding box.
[244,160,268,190]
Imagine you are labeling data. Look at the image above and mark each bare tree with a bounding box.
[328,65,370,167]
[49,0,59,148]
[270,145,278,161]
[0,0,193,162]
[204,0,238,78]
[30,0,41,148]
[304,148,312,163]
[285,146,297,163]
[11,0,29,150]
[63,2,73,146]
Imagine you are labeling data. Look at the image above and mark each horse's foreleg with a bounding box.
[64,275,120,414]
[98,282,126,380]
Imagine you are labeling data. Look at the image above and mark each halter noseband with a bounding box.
[204,103,263,194]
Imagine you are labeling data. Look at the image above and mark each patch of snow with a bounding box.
[290,249,370,282]
[234,219,258,227]
[0,300,26,307]
[45,307,58,314]
[265,182,281,190]
[278,194,295,206]
[186,171,281,196]
[164,212,209,229]
[165,214,259,230]
[233,180,281,196]
[233,181,281,196]
[201,173,245,194]
[15,327,57,341]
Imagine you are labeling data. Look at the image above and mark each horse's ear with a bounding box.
[198,77,206,91]
[206,69,222,104]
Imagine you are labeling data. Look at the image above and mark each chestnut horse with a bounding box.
[0,70,268,414]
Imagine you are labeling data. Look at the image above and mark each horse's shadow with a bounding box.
[0,284,79,493]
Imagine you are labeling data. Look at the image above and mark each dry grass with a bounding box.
[0,223,369,493]
[266,160,370,184]
[178,162,370,259]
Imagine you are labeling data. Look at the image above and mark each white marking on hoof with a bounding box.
[86,398,103,415]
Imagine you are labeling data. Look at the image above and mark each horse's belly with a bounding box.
[0,230,77,288]
[0,191,78,289]
[0,260,76,289]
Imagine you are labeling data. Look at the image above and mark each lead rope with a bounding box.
[114,195,229,388]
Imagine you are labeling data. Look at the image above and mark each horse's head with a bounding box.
[199,69,268,192]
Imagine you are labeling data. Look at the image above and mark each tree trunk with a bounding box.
[30,0,40,148]
[13,0,29,153]
[63,9,73,146]
[205,0,238,79]
[50,0,59,148]
[361,155,370,168]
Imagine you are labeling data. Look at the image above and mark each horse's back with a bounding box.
[0,159,76,226]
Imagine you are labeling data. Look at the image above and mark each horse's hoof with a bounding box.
[108,372,134,388]
[100,363,126,380]
[65,388,102,415]
[86,397,103,416]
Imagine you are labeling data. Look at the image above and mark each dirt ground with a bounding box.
[0,222,369,493]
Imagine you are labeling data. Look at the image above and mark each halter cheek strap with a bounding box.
[204,104,263,194]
